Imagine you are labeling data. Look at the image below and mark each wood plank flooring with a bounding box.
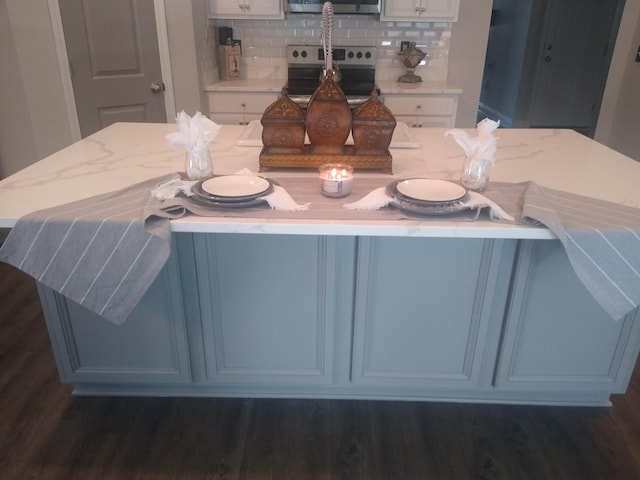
[2,260,640,479]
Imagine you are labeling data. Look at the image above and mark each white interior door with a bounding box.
[59,0,166,138]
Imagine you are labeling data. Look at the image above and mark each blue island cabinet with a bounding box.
[37,233,640,405]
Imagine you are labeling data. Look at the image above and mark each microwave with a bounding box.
[284,0,381,15]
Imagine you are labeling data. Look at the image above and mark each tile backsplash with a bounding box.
[207,15,451,84]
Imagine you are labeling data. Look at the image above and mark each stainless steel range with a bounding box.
[286,44,378,106]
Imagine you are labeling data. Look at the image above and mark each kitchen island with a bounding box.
[1,123,639,406]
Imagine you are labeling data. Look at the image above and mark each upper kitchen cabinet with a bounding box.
[208,0,284,19]
[381,0,460,22]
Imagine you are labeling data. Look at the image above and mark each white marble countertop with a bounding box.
[205,79,462,95]
[1,123,639,239]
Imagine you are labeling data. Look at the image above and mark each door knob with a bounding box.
[150,83,164,93]
[544,56,552,62]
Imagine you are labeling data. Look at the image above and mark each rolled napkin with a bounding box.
[343,186,515,222]
[150,170,310,212]
[165,111,222,180]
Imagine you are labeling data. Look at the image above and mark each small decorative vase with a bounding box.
[397,42,427,84]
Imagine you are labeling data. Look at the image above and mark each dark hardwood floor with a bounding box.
[2,260,640,479]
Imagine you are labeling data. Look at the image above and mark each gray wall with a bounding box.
[0,0,73,179]
[449,0,493,127]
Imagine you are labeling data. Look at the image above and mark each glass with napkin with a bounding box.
[165,111,222,180]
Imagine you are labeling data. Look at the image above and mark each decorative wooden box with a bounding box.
[259,76,395,173]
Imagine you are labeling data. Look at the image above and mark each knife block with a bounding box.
[259,76,395,173]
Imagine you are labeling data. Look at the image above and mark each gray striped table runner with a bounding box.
[519,182,640,321]
[1,174,639,323]
[0,176,172,324]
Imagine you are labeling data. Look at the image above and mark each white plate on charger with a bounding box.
[201,175,271,198]
[395,178,467,203]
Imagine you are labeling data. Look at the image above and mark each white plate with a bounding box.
[201,175,271,198]
[396,178,467,203]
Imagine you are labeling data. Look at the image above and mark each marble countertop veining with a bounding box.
[0,123,639,238]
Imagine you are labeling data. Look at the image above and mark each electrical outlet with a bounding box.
[400,41,411,52]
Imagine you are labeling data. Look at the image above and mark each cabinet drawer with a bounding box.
[208,93,277,113]
[384,95,457,116]
[395,115,454,129]
[209,112,265,125]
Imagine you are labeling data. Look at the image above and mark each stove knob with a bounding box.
[356,51,363,59]
[293,50,299,58]
[348,51,354,59]
[301,50,307,58]
[365,51,372,59]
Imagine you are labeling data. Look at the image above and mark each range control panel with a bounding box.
[287,45,377,66]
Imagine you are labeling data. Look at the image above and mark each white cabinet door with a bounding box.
[351,237,514,389]
[382,0,459,21]
[208,0,283,19]
[495,240,640,393]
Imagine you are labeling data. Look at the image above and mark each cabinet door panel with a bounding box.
[495,240,640,392]
[352,237,509,388]
[38,248,191,384]
[194,234,348,385]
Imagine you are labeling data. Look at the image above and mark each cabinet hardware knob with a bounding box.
[421,7,426,12]
[415,7,420,12]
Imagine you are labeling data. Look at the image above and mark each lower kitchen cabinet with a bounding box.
[38,247,191,385]
[37,233,640,404]
[494,240,640,393]
[189,233,355,386]
[351,237,514,389]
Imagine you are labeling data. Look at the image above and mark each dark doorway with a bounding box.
[478,0,625,137]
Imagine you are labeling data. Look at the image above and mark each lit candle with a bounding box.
[319,163,354,198]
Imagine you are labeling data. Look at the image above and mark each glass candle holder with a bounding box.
[185,147,213,180]
[319,163,353,198]
[460,156,491,192]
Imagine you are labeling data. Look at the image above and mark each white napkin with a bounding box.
[150,170,310,212]
[165,111,221,151]
[445,118,500,160]
[233,168,310,211]
[343,187,515,222]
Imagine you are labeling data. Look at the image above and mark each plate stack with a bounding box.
[387,178,470,216]
[190,175,274,208]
